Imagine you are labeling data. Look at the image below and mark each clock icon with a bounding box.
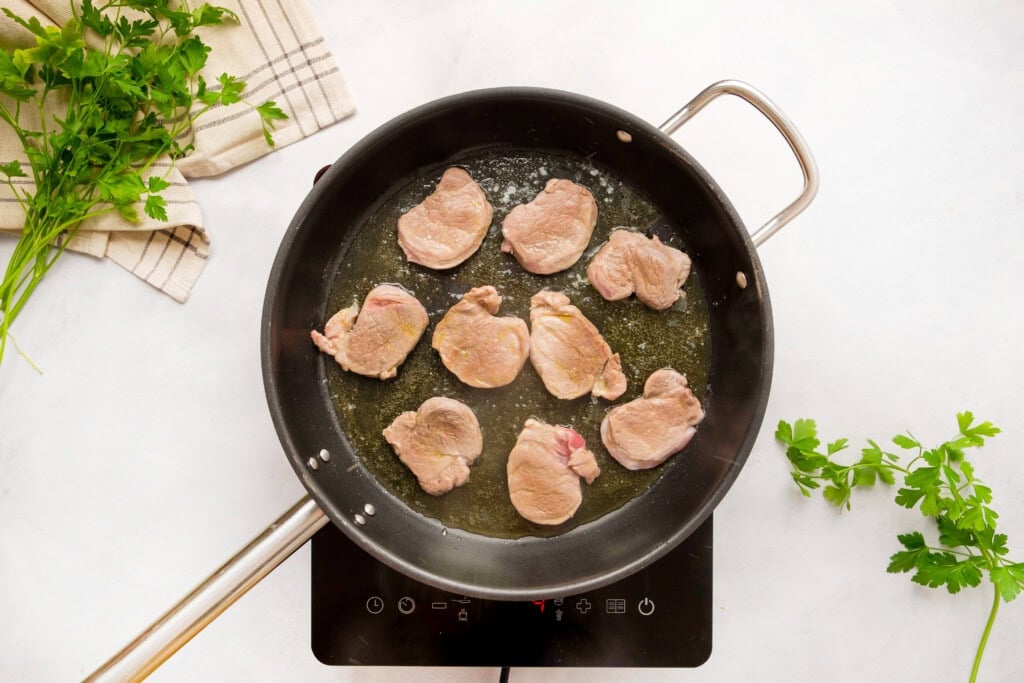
[365,596,384,614]
[397,596,416,614]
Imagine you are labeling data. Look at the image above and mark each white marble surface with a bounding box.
[2,1,1024,681]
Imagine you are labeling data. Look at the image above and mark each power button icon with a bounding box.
[638,597,655,616]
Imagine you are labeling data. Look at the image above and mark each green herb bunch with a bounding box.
[777,413,1023,682]
[0,0,286,366]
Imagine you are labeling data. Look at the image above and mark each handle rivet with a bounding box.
[307,457,319,470]
[354,514,366,526]
[616,129,633,143]
[318,448,331,462]
[363,503,376,516]
[736,271,748,289]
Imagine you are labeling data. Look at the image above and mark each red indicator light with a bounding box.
[532,600,546,613]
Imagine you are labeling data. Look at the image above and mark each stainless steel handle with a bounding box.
[659,80,820,246]
[84,496,328,683]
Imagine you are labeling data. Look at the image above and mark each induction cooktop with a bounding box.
[311,516,712,667]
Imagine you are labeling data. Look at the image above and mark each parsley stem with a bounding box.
[924,546,973,558]
[8,332,41,374]
[970,584,1000,683]
[804,461,912,483]
[2,177,28,211]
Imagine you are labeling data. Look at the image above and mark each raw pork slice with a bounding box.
[600,368,705,470]
[383,397,483,495]
[500,178,598,274]
[397,167,493,270]
[310,284,428,380]
[432,285,530,388]
[587,228,692,310]
[507,419,601,525]
[529,290,626,400]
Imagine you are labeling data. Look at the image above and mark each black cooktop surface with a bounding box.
[311,516,712,667]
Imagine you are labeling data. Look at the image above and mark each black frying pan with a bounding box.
[87,81,817,681]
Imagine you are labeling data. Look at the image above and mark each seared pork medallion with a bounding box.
[432,286,530,388]
[507,419,601,525]
[529,290,627,400]
[383,397,483,495]
[601,368,705,470]
[310,284,428,380]
[587,229,692,310]
[397,167,494,270]
[501,178,598,274]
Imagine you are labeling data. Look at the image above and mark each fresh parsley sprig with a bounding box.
[777,413,1022,682]
[0,0,287,367]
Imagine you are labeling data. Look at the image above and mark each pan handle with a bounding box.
[658,80,820,247]
[84,496,327,682]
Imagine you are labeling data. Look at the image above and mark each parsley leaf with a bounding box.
[217,72,245,105]
[910,552,984,594]
[0,161,27,178]
[256,100,288,147]
[892,433,920,450]
[990,564,1024,602]
[887,531,928,573]
[144,194,168,222]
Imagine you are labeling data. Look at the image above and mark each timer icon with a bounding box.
[398,596,416,614]
[365,596,384,614]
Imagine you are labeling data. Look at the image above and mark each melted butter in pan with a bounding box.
[324,150,711,539]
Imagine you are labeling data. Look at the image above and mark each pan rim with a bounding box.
[261,86,773,599]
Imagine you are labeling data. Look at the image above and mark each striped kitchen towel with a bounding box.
[0,0,355,302]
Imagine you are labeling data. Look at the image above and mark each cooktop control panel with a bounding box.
[311,517,712,667]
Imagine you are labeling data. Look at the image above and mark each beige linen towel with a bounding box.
[0,0,354,301]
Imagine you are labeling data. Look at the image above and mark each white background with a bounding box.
[3,1,1024,681]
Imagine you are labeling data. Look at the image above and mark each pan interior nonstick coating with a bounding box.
[321,148,711,539]
[266,88,772,598]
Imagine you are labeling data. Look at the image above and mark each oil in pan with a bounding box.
[323,149,711,539]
